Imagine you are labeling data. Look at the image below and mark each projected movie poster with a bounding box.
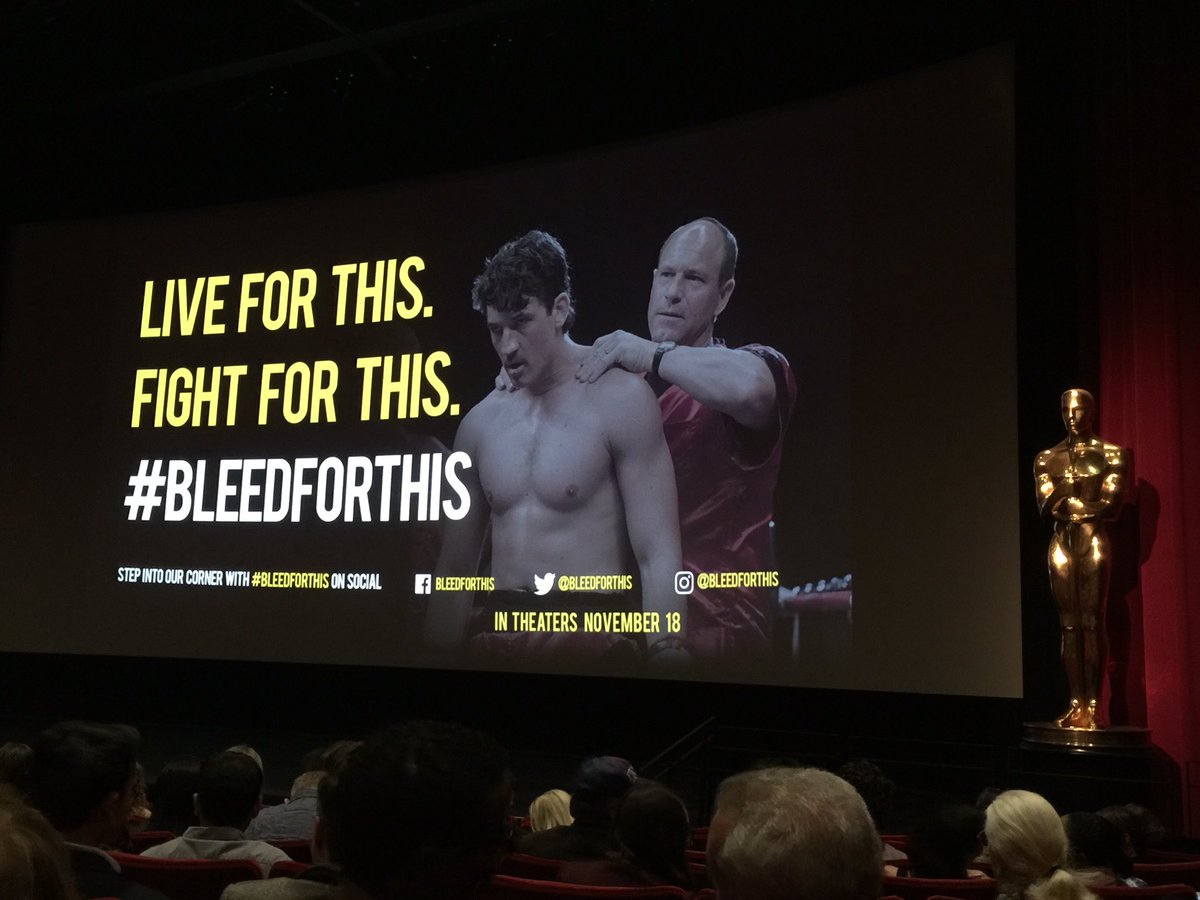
[3,98,851,684]
[114,119,849,679]
[2,47,1021,695]
[114,213,820,681]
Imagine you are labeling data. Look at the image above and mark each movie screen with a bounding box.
[0,46,1020,695]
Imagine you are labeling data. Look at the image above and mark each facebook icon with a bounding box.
[414,573,432,595]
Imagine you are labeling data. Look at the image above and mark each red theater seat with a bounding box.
[498,852,563,880]
[481,874,691,899]
[1133,860,1200,886]
[268,838,312,863]
[127,830,175,852]
[112,852,262,900]
[269,859,311,877]
[1091,886,1199,898]
[1145,851,1200,862]
[881,874,998,900]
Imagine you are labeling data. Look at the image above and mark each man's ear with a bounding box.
[552,292,570,328]
[716,278,735,318]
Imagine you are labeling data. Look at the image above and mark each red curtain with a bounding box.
[1091,6,1200,832]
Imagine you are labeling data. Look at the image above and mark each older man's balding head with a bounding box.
[708,767,881,900]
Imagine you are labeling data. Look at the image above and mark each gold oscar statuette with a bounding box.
[1033,389,1128,731]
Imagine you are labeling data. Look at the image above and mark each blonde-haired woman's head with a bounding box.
[529,789,573,832]
[985,790,1067,887]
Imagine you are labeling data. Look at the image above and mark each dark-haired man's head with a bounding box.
[907,804,985,878]
[319,739,362,775]
[837,758,896,831]
[1065,811,1133,878]
[28,721,140,847]
[195,751,263,830]
[613,780,691,886]
[472,230,574,330]
[473,231,577,391]
[147,756,201,835]
[569,755,638,828]
[1096,803,1167,858]
[323,720,510,900]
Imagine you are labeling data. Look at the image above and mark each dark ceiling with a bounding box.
[2,0,1024,221]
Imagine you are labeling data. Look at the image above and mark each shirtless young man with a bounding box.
[423,231,684,664]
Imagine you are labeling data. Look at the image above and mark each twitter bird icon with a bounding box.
[533,573,556,595]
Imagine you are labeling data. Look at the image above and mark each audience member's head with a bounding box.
[1065,811,1133,879]
[613,780,692,887]
[225,744,264,772]
[569,756,638,827]
[708,767,881,900]
[317,739,362,775]
[323,720,511,900]
[147,756,202,834]
[529,789,573,832]
[28,721,140,847]
[907,803,986,878]
[837,758,896,831]
[0,742,33,797]
[976,785,1005,810]
[195,750,263,830]
[0,785,80,900]
[985,790,1094,900]
[1096,803,1167,859]
[289,770,323,800]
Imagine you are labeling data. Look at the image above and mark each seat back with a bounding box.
[480,874,690,899]
[1092,884,1199,899]
[881,873,998,900]
[267,838,312,863]
[499,853,564,880]
[1133,860,1200,886]
[269,859,311,877]
[127,830,176,852]
[112,851,261,900]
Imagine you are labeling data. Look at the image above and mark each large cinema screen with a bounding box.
[0,45,1020,696]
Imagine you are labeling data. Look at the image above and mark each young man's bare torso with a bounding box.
[464,353,648,587]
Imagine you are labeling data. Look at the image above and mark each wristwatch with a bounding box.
[651,341,677,379]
